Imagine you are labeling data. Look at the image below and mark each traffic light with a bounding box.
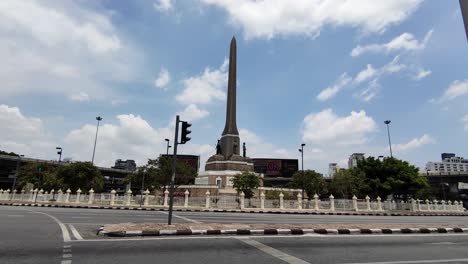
[180,121,192,144]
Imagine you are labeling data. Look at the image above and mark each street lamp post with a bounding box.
[54,147,62,201]
[140,169,146,207]
[91,116,103,165]
[384,120,393,158]
[165,138,171,155]
[298,143,306,197]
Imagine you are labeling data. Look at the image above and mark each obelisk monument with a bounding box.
[195,36,254,188]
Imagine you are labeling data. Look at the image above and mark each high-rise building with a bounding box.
[328,163,339,177]
[112,159,137,171]
[348,153,365,169]
[426,153,468,173]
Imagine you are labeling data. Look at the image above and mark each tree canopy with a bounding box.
[329,168,370,199]
[16,161,57,190]
[124,156,197,192]
[231,171,261,199]
[289,170,327,198]
[55,162,104,191]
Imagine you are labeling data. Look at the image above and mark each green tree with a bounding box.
[17,162,57,190]
[355,157,430,199]
[124,157,197,191]
[231,171,261,199]
[329,169,370,199]
[56,162,104,191]
[289,170,327,198]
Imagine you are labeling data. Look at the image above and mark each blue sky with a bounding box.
[1,0,467,174]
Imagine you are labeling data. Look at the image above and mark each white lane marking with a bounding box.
[70,216,91,219]
[68,225,83,240]
[63,223,104,225]
[156,211,202,224]
[63,249,72,253]
[426,242,456,245]
[142,218,167,221]
[341,258,468,264]
[7,215,24,217]
[63,245,71,249]
[61,260,72,264]
[237,237,310,264]
[62,254,72,258]
[32,211,71,242]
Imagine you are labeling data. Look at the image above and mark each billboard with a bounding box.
[252,159,298,178]
[160,154,199,172]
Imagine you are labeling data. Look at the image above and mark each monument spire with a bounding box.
[222,36,239,136]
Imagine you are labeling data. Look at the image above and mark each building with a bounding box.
[328,163,339,177]
[348,153,365,169]
[425,154,468,173]
[252,158,298,187]
[112,159,137,171]
[441,153,456,160]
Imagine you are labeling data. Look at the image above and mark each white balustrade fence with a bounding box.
[0,189,465,213]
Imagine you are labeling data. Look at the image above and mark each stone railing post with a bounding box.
[12,189,17,200]
[441,200,446,211]
[184,190,189,207]
[29,189,35,202]
[20,189,25,201]
[329,194,335,211]
[425,199,430,211]
[447,200,452,211]
[433,200,438,211]
[391,200,396,210]
[297,193,302,210]
[75,189,82,203]
[365,195,371,211]
[0,189,3,200]
[314,194,319,210]
[50,189,55,201]
[65,189,71,203]
[144,189,150,206]
[410,198,416,212]
[260,191,265,209]
[163,190,169,207]
[205,191,211,208]
[38,189,43,202]
[240,192,245,209]
[454,201,459,212]
[125,189,132,206]
[459,201,464,212]
[279,192,284,210]
[5,189,10,200]
[57,189,63,202]
[110,190,116,206]
[43,191,49,202]
[352,195,358,211]
[417,199,421,211]
[377,196,383,211]
[88,189,95,205]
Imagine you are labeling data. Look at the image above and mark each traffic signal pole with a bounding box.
[168,115,179,225]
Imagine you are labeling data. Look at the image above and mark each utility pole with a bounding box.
[298,143,305,197]
[384,120,393,158]
[91,116,102,165]
[461,0,468,42]
[10,154,23,200]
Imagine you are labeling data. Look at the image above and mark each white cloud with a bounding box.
[440,79,468,101]
[355,55,406,102]
[65,113,214,167]
[154,0,173,12]
[462,115,468,131]
[413,68,432,80]
[391,134,435,153]
[302,109,377,145]
[178,104,210,122]
[154,67,171,89]
[69,92,90,102]
[176,59,228,105]
[351,29,433,57]
[0,0,140,100]
[0,104,56,158]
[317,73,351,101]
[201,0,423,39]
[354,64,378,83]
[239,129,292,158]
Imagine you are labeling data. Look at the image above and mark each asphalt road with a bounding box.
[2,206,468,264]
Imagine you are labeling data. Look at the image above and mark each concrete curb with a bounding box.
[1,202,467,217]
[98,227,468,237]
